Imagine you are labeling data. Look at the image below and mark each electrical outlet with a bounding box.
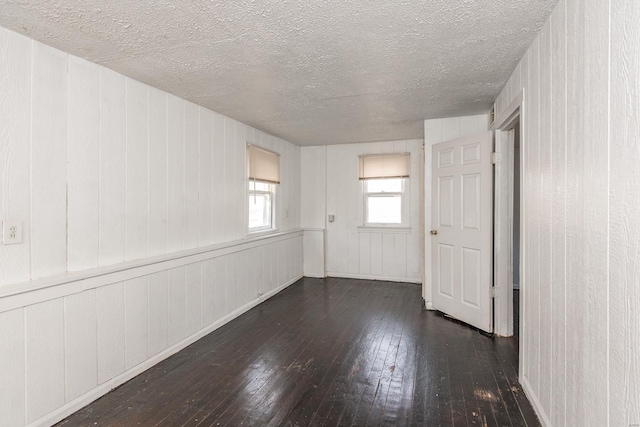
[2,221,23,245]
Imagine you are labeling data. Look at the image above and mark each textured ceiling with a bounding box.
[0,0,557,146]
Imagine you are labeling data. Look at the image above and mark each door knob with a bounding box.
[430,230,438,235]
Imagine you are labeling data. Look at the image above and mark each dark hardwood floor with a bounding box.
[57,277,539,427]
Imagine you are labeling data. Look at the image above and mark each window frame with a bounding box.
[247,179,276,234]
[362,177,410,228]
[246,144,280,236]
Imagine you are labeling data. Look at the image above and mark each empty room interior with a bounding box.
[0,0,638,426]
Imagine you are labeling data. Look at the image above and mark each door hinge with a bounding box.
[491,152,501,164]
[490,287,499,298]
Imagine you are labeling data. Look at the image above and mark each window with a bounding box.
[359,153,410,227]
[364,178,406,225]
[247,145,280,233]
[248,181,275,231]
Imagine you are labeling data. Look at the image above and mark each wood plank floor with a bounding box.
[57,277,540,426]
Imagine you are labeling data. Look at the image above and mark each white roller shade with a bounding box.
[359,153,410,180]
[248,145,280,184]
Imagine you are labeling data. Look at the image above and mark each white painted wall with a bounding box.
[301,147,326,277]
[423,114,488,304]
[301,140,423,283]
[493,0,640,425]
[0,27,303,427]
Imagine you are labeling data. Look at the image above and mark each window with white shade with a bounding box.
[247,145,279,232]
[359,153,410,227]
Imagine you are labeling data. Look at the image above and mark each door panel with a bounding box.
[431,131,493,332]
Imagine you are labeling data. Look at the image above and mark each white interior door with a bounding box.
[431,131,493,332]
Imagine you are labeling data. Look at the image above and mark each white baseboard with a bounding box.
[28,274,303,427]
[521,375,552,427]
[326,272,421,284]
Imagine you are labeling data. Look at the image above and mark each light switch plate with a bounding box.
[2,221,23,245]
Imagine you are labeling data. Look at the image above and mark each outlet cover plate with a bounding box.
[2,221,23,245]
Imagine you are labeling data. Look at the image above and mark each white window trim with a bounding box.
[246,180,277,235]
[360,178,410,228]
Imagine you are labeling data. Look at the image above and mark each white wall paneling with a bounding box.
[99,67,127,267]
[96,282,125,385]
[0,29,31,286]
[25,299,65,424]
[609,0,640,424]
[30,41,67,279]
[64,290,98,402]
[167,94,185,253]
[147,88,169,258]
[67,56,100,272]
[304,139,423,283]
[0,230,303,427]
[124,276,149,369]
[147,271,169,357]
[423,114,488,306]
[303,229,325,278]
[0,308,25,427]
[125,79,149,262]
[491,0,640,424]
[0,27,302,427]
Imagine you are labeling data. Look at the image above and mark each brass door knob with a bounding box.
[430,230,438,235]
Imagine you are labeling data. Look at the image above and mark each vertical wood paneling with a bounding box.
[30,42,67,279]
[609,0,640,424]
[183,102,199,249]
[201,258,216,326]
[370,233,383,276]
[67,56,100,271]
[550,2,567,424]
[125,79,149,262]
[99,68,127,267]
[582,1,610,425]
[148,87,168,257]
[359,233,371,275]
[537,19,553,417]
[346,145,359,275]
[64,289,97,402]
[25,299,65,423]
[213,256,227,319]
[211,113,225,243]
[125,276,149,369]
[96,282,125,384]
[406,140,422,278]
[0,28,31,285]
[234,123,246,238]
[226,253,238,313]
[223,118,236,242]
[565,0,586,422]
[198,107,213,246]
[168,267,186,345]
[167,95,185,253]
[185,263,202,335]
[302,145,323,229]
[148,271,168,357]
[0,308,25,427]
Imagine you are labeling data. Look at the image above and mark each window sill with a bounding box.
[357,226,411,234]
[245,227,280,238]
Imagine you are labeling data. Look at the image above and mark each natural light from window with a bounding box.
[248,181,274,231]
[365,178,404,225]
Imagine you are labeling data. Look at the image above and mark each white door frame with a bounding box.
[491,90,526,346]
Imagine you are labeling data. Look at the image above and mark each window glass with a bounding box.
[367,195,402,224]
[364,178,405,226]
[248,181,274,231]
